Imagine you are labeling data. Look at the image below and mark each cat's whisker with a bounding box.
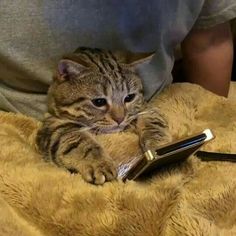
[126,110,156,122]
[96,122,110,126]
[78,126,95,132]
[58,119,98,133]
[137,110,155,116]
[126,117,136,123]
[59,118,87,127]
[126,114,139,122]
[60,118,100,132]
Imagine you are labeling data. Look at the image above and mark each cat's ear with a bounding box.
[125,52,155,68]
[114,51,155,68]
[56,56,89,81]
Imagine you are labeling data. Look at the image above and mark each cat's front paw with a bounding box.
[78,158,117,185]
[141,133,172,152]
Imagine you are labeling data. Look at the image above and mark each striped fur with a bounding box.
[36,47,171,185]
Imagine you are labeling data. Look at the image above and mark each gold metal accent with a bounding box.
[144,150,156,161]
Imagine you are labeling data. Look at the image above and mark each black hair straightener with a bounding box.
[121,129,216,181]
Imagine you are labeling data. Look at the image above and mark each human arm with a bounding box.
[181,22,233,97]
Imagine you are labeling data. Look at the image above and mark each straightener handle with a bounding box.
[195,151,236,162]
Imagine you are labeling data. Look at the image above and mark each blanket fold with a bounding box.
[0,83,235,236]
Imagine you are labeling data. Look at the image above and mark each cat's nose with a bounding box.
[113,116,124,125]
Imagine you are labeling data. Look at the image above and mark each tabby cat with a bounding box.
[36,47,171,185]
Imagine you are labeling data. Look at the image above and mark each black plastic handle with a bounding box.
[195,151,236,162]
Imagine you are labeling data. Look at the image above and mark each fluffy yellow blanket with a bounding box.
[0,83,235,236]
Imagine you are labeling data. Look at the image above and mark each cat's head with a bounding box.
[48,48,154,133]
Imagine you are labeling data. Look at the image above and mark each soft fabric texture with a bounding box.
[0,82,236,236]
[1,1,236,119]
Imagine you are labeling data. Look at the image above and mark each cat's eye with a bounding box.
[124,93,136,103]
[92,98,107,107]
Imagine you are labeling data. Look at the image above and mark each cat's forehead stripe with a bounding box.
[62,48,141,103]
[79,51,105,73]
[78,48,120,75]
[98,52,116,71]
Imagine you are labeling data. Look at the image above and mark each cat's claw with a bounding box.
[79,159,117,185]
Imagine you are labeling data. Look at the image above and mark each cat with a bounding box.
[36,47,171,185]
